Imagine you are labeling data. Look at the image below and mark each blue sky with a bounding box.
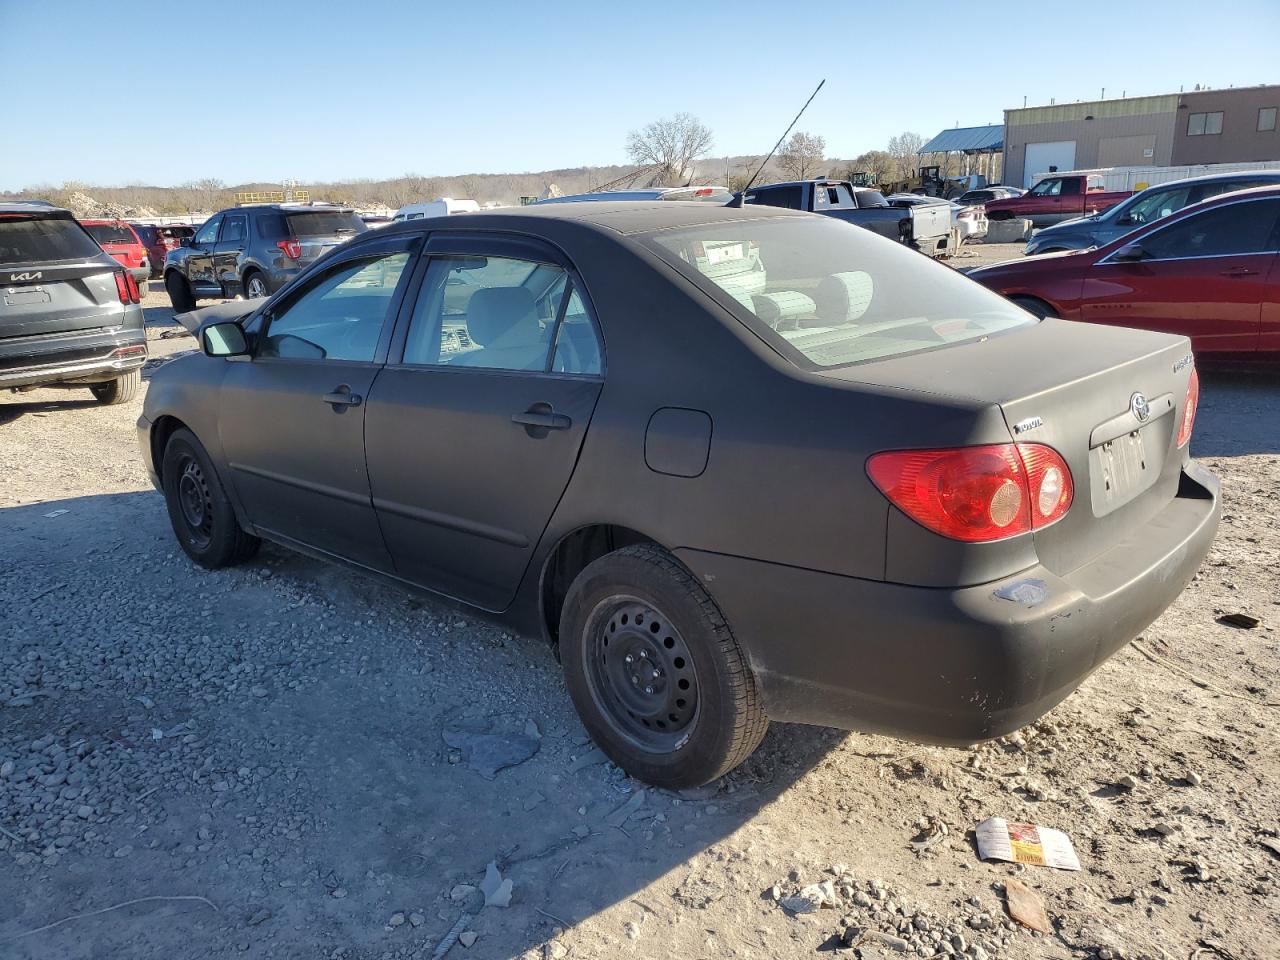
[2,0,1277,189]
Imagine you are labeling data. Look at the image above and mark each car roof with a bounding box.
[363,201,807,242]
[0,201,72,215]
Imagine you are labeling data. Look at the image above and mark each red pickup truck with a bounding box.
[985,174,1130,226]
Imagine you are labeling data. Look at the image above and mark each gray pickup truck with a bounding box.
[739,179,952,253]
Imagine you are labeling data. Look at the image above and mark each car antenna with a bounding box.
[728,79,826,207]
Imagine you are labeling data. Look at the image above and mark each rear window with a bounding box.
[744,185,803,210]
[159,225,194,239]
[84,222,138,245]
[286,212,366,237]
[0,214,105,265]
[639,216,1032,368]
[855,190,889,207]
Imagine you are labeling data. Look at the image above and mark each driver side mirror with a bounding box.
[179,236,192,247]
[201,321,250,358]
[1111,242,1147,262]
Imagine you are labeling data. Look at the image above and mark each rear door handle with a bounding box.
[322,386,362,408]
[512,407,571,430]
[1220,267,1259,277]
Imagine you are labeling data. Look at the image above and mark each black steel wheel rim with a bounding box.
[175,455,214,548]
[583,597,700,752]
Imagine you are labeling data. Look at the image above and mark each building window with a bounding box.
[1260,107,1278,132]
[1187,111,1224,136]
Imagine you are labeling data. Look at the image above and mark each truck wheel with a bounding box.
[559,544,769,789]
[244,270,269,299]
[1011,296,1057,320]
[165,271,196,312]
[162,428,260,569]
[89,369,141,405]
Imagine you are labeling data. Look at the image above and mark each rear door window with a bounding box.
[0,214,103,265]
[1137,198,1280,260]
[220,215,247,244]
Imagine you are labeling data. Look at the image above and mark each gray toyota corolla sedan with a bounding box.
[138,202,1219,788]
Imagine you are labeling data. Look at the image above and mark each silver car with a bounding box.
[1024,170,1280,255]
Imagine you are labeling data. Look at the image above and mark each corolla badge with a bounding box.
[1130,392,1151,422]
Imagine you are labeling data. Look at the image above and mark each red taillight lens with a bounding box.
[1176,366,1199,448]
[276,238,301,259]
[114,271,130,304]
[124,272,140,302]
[867,443,1072,542]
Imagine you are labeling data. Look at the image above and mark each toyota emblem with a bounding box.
[1130,392,1151,422]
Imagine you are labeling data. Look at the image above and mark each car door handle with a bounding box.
[322,387,362,408]
[512,407,571,430]
[1220,267,1259,277]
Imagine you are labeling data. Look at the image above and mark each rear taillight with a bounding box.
[114,271,140,304]
[867,442,1073,543]
[277,238,301,259]
[1176,366,1199,448]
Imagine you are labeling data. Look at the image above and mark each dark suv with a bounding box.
[1,203,147,404]
[163,203,367,310]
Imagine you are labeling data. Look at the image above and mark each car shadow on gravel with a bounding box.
[0,395,100,427]
[0,491,843,960]
[1193,369,1280,457]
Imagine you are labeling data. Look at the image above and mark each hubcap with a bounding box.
[175,455,214,548]
[584,599,699,751]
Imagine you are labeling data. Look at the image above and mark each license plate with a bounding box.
[1091,429,1156,515]
[4,288,50,306]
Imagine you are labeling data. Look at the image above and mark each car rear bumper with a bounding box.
[0,326,148,389]
[675,461,1220,744]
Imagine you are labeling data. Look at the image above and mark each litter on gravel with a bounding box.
[975,817,1081,871]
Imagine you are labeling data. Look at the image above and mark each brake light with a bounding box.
[1176,366,1199,448]
[694,187,714,197]
[125,271,140,302]
[277,239,301,259]
[867,443,1073,543]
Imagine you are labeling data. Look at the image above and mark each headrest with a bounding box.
[813,271,874,324]
[466,287,537,345]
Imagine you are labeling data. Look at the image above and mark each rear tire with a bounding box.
[1011,296,1057,320]
[90,369,141,405]
[165,271,196,312]
[243,270,269,300]
[560,544,768,789]
[161,428,260,569]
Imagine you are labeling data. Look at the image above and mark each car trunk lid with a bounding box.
[821,317,1196,576]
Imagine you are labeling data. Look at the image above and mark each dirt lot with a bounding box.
[1,278,1278,960]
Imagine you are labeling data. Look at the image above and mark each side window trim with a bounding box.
[253,234,422,365]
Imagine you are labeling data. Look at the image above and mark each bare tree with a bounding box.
[886,132,925,180]
[777,131,827,181]
[625,113,714,185]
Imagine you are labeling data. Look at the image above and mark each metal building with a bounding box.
[1002,84,1280,188]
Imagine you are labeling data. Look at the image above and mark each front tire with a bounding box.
[161,428,260,569]
[165,271,196,312]
[89,369,141,405]
[560,544,768,788]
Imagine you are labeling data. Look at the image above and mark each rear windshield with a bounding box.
[84,222,138,245]
[0,214,105,265]
[639,216,1032,368]
[287,212,365,236]
[855,190,889,207]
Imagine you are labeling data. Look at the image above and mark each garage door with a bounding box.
[1024,141,1077,187]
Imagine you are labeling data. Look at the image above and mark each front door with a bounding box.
[364,236,605,610]
[186,214,222,295]
[1080,197,1280,356]
[214,213,248,297]
[219,237,418,569]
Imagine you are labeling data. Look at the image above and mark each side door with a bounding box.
[218,235,420,569]
[364,234,605,611]
[1080,197,1280,355]
[186,214,222,294]
[213,213,248,296]
[1022,177,1064,220]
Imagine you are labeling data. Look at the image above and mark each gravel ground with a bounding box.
[1,280,1278,960]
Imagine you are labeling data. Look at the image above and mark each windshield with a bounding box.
[0,214,105,265]
[84,222,137,245]
[639,217,1032,368]
[285,212,367,236]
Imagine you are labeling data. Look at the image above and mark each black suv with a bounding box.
[163,203,367,310]
[0,203,146,404]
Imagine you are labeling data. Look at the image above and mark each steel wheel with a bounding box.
[583,597,700,752]
[175,454,214,550]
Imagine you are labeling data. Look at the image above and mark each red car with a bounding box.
[969,186,1280,361]
[130,223,194,278]
[81,219,150,289]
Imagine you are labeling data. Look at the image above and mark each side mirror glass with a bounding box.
[202,321,249,357]
[179,236,192,247]
[1112,242,1147,262]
